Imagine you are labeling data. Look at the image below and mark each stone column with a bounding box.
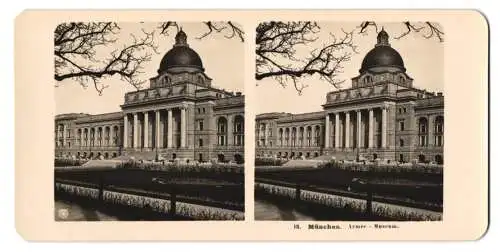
[123,115,128,148]
[167,109,173,148]
[93,127,98,147]
[264,123,268,147]
[311,126,316,147]
[382,106,387,148]
[357,110,362,148]
[109,126,114,146]
[79,128,83,147]
[228,116,234,146]
[98,128,102,147]
[133,113,139,148]
[62,124,67,146]
[86,128,90,147]
[335,113,340,148]
[325,114,330,148]
[428,115,435,147]
[345,112,350,148]
[368,108,374,148]
[143,111,149,148]
[180,106,186,148]
[155,110,161,148]
[56,125,60,147]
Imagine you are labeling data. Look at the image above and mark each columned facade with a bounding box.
[255,29,444,164]
[55,30,244,163]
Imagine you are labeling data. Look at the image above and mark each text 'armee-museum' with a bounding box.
[255,29,444,164]
[55,30,245,163]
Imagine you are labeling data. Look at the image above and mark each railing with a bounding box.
[55,179,244,220]
[255,179,442,221]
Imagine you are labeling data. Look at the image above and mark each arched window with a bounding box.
[364,75,373,84]
[278,128,283,146]
[315,125,321,146]
[285,128,290,146]
[163,76,171,85]
[233,115,244,146]
[217,117,228,146]
[418,117,428,147]
[435,116,444,147]
[399,75,405,83]
[291,127,297,147]
[198,75,204,84]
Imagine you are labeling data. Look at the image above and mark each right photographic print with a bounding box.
[254,22,444,221]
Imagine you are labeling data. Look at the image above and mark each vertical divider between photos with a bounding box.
[244,21,256,221]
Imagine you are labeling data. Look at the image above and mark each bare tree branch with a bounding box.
[357,21,444,42]
[255,22,357,94]
[256,21,444,94]
[158,21,245,42]
[158,21,179,35]
[54,22,159,95]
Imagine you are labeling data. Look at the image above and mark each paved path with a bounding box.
[254,199,316,221]
[55,201,118,221]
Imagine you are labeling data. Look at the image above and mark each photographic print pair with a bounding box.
[54,21,444,222]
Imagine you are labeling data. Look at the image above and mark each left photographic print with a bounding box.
[53,22,245,221]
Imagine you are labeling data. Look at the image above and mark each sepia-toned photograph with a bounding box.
[14,10,488,241]
[53,22,245,221]
[254,21,444,221]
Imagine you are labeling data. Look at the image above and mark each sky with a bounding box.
[255,22,444,114]
[55,22,444,116]
[55,22,244,115]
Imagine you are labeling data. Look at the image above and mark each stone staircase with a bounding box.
[120,150,157,161]
[281,159,326,168]
[313,151,358,161]
[80,159,124,168]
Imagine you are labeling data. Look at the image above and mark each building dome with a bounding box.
[359,28,406,73]
[158,29,204,73]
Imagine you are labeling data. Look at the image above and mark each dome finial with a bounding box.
[174,27,188,47]
[376,27,390,47]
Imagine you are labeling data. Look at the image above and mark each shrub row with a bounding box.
[54,158,86,167]
[120,161,244,174]
[322,161,443,174]
[254,157,288,166]
[255,183,442,221]
[55,183,244,220]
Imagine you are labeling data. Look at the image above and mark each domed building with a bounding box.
[256,30,444,164]
[55,30,245,163]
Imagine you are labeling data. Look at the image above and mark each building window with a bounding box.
[198,138,203,147]
[269,141,273,147]
[202,108,206,113]
[198,120,204,131]
[233,115,244,146]
[434,116,444,147]
[436,135,443,147]
[217,117,228,146]
[399,139,404,147]
[364,75,373,84]
[399,121,405,131]
[419,135,427,147]
[197,108,201,113]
